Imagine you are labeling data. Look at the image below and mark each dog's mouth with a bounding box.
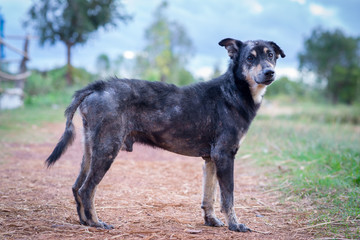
[262,79,274,85]
[255,79,274,85]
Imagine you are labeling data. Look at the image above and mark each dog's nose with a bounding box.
[264,69,275,80]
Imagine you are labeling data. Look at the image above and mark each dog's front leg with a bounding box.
[201,157,224,227]
[212,148,251,232]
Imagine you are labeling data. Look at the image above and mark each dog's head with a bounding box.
[219,38,285,86]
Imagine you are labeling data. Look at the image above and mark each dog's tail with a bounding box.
[45,81,106,168]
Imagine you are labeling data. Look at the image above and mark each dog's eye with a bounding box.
[247,55,254,62]
[268,52,274,59]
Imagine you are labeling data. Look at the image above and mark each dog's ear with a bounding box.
[219,38,243,59]
[268,41,286,59]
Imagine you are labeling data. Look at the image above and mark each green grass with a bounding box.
[0,83,77,143]
[240,102,360,238]
[0,105,66,143]
[0,85,76,143]
[275,101,360,125]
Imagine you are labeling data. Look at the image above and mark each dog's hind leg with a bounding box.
[212,145,251,232]
[77,121,123,229]
[72,120,92,225]
[201,157,224,227]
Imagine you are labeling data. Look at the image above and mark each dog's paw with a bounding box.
[88,220,114,230]
[98,220,114,230]
[204,216,225,227]
[228,223,251,232]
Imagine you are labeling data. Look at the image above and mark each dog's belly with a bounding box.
[155,139,211,157]
[132,129,212,158]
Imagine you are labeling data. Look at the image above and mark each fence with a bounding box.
[0,35,32,109]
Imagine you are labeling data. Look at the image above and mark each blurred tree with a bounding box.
[267,76,306,97]
[136,1,195,85]
[24,0,131,85]
[96,53,111,78]
[113,54,124,76]
[298,27,360,104]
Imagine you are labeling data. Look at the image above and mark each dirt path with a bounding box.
[0,119,313,239]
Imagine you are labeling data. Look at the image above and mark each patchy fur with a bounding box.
[46,38,285,232]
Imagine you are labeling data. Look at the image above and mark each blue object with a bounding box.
[0,11,5,59]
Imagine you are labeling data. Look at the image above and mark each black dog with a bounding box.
[46,38,285,232]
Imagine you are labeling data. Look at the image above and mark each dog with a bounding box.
[46,38,285,232]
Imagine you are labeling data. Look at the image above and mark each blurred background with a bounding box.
[0,0,359,108]
[0,1,359,237]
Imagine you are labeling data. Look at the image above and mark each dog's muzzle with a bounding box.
[256,69,275,85]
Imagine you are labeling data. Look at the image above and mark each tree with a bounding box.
[25,0,131,85]
[298,27,360,104]
[136,1,195,85]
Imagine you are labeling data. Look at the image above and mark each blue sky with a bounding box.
[1,0,360,80]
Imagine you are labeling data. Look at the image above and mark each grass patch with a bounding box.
[0,105,66,143]
[240,102,360,238]
[0,83,77,143]
[277,103,360,125]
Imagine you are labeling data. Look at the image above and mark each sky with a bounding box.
[1,0,360,80]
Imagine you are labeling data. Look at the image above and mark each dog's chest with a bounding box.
[250,85,267,104]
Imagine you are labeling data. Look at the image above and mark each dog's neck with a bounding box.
[248,82,267,105]
[223,72,260,124]
[228,65,264,106]
[228,59,269,105]
[239,65,268,105]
